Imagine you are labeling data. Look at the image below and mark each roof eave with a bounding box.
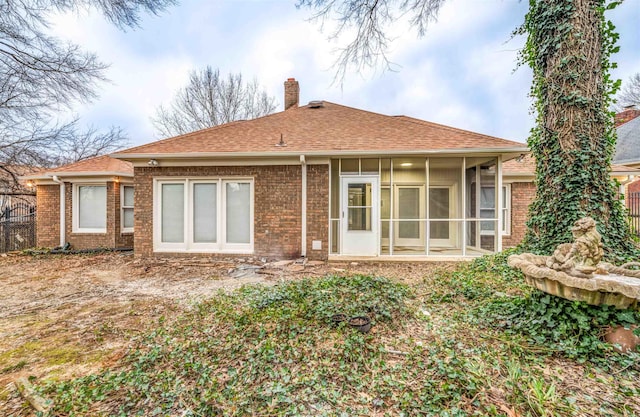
[21,171,134,181]
[111,147,530,161]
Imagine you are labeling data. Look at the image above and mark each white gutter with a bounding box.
[51,175,65,247]
[300,155,307,258]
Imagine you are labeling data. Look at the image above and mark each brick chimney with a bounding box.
[284,78,299,110]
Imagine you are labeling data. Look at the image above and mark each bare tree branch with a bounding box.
[615,72,640,110]
[297,0,445,80]
[152,67,278,138]
[0,0,174,191]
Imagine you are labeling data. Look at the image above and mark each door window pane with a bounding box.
[348,183,371,207]
[348,183,372,231]
[348,208,372,231]
[161,184,184,243]
[194,183,217,243]
[79,185,106,229]
[226,182,250,244]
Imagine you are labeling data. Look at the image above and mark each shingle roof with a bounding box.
[503,154,640,177]
[113,102,525,157]
[613,115,640,166]
[24,155,133,180]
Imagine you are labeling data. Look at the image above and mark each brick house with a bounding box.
[27,78,535,259]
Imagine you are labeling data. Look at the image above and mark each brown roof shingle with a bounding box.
[25,155,133,179]
[114,102,525,157]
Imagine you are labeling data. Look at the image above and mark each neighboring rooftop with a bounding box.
[112,102,526,158]
[613,114,640,166]
[503,154,640,177]
[614,105,640,127]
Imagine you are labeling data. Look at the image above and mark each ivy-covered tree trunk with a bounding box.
[522,0,637,260]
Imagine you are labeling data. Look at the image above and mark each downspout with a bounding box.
[496,156,503,253]
[300,155,307,258]
[51,175,66,247]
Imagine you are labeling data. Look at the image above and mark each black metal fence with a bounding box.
[0,203,36,252]
[629,192,640,237]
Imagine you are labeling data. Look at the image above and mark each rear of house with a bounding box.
[108,79,527,260]
[27,84,640,258]
[27,79,533,259]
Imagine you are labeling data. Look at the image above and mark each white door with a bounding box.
[341,177,378,256]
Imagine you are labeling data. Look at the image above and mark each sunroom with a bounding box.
[329,157,508,258]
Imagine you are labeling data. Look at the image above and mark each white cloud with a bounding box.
[40,0,639,147]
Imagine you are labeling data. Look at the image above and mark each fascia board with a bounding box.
[111,147,530,161]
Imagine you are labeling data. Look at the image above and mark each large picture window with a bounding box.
[154,178,253,253]
[73,184,107,233]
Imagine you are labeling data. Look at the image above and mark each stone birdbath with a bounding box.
[508,217,640,309]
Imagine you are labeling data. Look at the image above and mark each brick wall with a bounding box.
[134,165,329,260]
[503,182,536,248]
[36,181,132,249]
[629,179,640,195]
[36,185,61,247]
[306,165,329,260]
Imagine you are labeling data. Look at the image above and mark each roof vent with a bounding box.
[308,100,324,108]
[275,133,287,147]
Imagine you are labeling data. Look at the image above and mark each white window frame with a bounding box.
[479,184,511,236]
[153,177,254,254]
[72,183,107,234]
[501,184,511,236]
[120,184,134,234]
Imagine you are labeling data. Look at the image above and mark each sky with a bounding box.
[49,0,640,147]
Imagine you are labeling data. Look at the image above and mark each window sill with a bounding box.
[153,247,254,255]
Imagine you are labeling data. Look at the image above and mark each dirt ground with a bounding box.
[0,251,452,415]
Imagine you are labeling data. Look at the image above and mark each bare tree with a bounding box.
[152,67,277,137]
[615,72,640,109]
[0,0,175,190]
